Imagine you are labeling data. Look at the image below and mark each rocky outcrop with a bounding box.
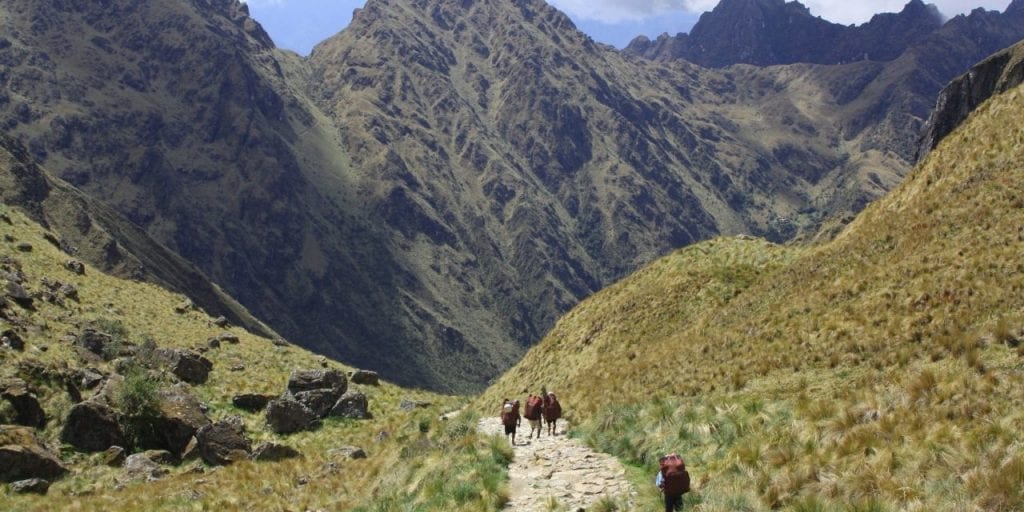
[137,386,212,457]
[10,477,51,494]
[350,370,380,386]
[122,453,169,482]
[917,39,1024,159]
[0,426,67,483]
[286,369,348,417]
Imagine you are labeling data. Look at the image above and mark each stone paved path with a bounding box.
[478,417,635,511]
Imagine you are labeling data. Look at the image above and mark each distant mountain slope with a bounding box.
[1,0,1021,393]
[483,78,1024,419]
[0,135,274,337]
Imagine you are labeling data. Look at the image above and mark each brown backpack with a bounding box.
[501,402,519,426]
[543,396,561,420]
[524,395,543,420]
[660,454,690,495]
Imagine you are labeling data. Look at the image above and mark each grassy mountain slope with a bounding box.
[482,81,1024,509]
[0,204,508,511]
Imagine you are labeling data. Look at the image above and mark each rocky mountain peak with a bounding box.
[1007,0,1024,15]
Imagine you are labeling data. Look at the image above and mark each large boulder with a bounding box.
[196,420,251,466]
[349,369,380,386]
[1,329,25,351]
[286,369,347,418]
[329,391,370,420]
[10,477,51,494]
[134,385,211,457]
[0,426,67,482]
[286,369,347,394]
[1,379,46,428]
[60,400,127,452]
[265,398,319,434]
[152,348,213,385]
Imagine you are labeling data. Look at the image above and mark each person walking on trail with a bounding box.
[656,453,691,512]
[542,391,561,436]
[501,399,522,445]
[523,393,544,439]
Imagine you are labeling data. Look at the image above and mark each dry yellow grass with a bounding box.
[481,84,1024,509]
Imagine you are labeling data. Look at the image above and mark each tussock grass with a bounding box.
[481,84,1024,509]
[0,207,506,511]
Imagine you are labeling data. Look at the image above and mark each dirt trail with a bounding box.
[478,417,635,511]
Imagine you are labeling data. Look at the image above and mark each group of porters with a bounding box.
[500,391,561,445]
[499,392,692,512]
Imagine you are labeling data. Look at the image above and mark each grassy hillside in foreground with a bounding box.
[0,206,508,511]
[481,84,1024,510]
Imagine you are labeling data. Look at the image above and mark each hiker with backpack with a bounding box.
[524,393,544,439]
[656,453,691,511]
[542,391,561,436]
[501,398,522,445]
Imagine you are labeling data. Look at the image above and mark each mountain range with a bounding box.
[1,0,1023,391]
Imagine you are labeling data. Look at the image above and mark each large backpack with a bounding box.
[524,395,543,420]
[660,454,691,495]
[501,402,516,426]
[543,396,562,420]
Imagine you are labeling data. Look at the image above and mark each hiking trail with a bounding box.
[478,417,636,511]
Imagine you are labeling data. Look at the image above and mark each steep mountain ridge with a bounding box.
[1,0,1021,392]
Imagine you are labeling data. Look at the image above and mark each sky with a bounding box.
[242,0,1014,55]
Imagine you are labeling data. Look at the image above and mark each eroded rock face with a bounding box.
[0,426,67,483]
[918,39,1024,159]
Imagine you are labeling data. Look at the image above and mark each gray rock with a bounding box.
[59,283,78,301]
[287,369,347,394]
[80,369,104,390]
[3,282,32,308]
[232,393,273,412]
[265,398,319,434]
[196,421,251,466]
[217,332,239,344]
[251,443,302,462]
[350,369,380,386]
[1,378,46,428]
[173,299,194,314]
[123,453,168,481]
[15,242,32,252]
[0,426,67,483]
[292,388,343,418]
[76,328,114,358]
[61,400,127,452]
[330,391,370,420]
[207,337,221,349]
[152,348,213,385]
[10,477,50,494]
[64,259,85,275]
[212,317,229,328]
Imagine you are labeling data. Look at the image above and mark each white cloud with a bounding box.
[550,0,1012,25]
